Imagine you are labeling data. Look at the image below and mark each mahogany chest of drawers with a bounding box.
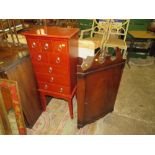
[23,26,79,118]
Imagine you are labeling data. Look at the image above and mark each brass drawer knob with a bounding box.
[37,54,42,61]
[48,67,53,73]
[44,84,48,89]
[50,77,54,82]
[57,43,65,51]
[32,42,36,48]
[59,87,64,93]
[44,43,49,50]
[56,57,60,64]
[61,44,65,47]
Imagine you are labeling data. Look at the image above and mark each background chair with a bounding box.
[103,19,130,59]
[0,19,27,47]
[78,19,110,59]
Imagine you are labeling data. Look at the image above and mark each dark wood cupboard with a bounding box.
[77,49,125,128]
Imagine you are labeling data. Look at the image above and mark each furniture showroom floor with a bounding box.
[27,59,155,135]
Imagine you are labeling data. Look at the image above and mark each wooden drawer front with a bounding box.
[52,65,69,76]
[27,38,41,52]
[53,41,68,55]
[48,54,69,66]
[38,82,70,95]
[32,63,69,75]
[41,39,53,52]
[32,63,53,74]
[30,52,48,63]
[36,73,70,86]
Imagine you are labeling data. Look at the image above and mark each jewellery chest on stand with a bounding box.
[23,26,79,118]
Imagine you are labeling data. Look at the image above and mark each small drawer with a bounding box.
[41,39,53,52]
[53,84,70,95]
[48,54,69,66]
[53,40,67,55]
[30,52,48,63]
[36,73,70,86]
[38,82,70,95]
[27,38,42,52]
[32,63,69,75]
[32,63,53,74]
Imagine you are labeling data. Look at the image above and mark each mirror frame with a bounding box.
[0,79,26,135]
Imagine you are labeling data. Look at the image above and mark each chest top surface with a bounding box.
[23,26,79,39]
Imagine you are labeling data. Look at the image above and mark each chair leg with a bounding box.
[118,49,130,68]
[68,98,73,119]
[126,53,131,69]
[122,49,127,59]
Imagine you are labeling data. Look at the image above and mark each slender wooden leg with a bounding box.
[40,93,46,111]
[68,98,73,119]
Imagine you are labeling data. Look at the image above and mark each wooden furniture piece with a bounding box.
[0,79,26,135]
[77,48,125,128]
[104,19,130,59]
[128,30,155,39]
[0,46,42,128]
[128,30,155,59]
[23,26,79,119]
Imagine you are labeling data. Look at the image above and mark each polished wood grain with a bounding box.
[32,63,69,76]
[77,48,125,128]
[35,73,70,86]
[128,31,155,39]
[22,26,79,39]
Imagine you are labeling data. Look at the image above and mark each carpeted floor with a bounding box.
[27,60,155,135]
[27,97,95,135]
